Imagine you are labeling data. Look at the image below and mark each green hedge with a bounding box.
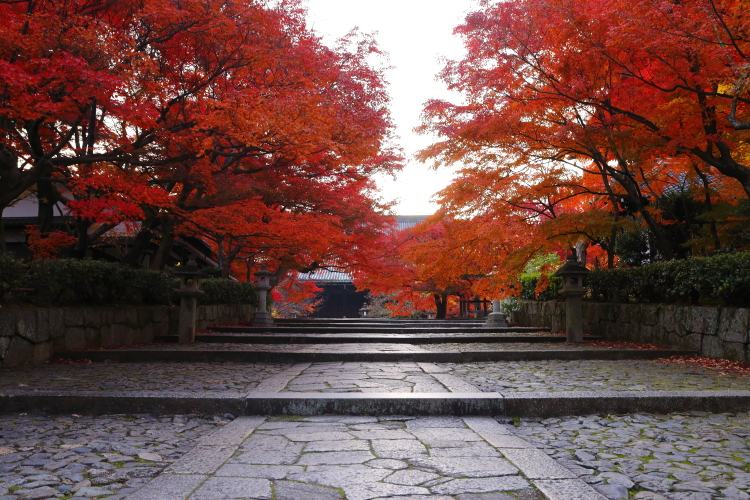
[198,278,258,306]
[587,252,750,306]
[0,259,257,307]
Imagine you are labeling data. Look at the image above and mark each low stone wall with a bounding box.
[514,300,750,361]
[0,304,254,369]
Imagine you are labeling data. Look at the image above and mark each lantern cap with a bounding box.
[254,264,274,278]
[172,256,206,277]
[553,251,589,277]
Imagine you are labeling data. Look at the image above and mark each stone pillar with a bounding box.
[172,257,205,344]
[485,300,508,327]
[252,265,274,328]
[553,251,589,343]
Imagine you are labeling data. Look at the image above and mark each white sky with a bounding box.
[304,0,477,216]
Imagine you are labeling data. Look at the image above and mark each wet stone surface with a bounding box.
[442,360,750,392]
[513,412,750,500]
[0,413,227,500]
[0,362,288,393]
[210,416,544,500]
[282,362,450,393]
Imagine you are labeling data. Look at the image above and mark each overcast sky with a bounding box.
[304,0,478,215]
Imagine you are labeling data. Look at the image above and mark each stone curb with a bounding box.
[0,390,244,415]
[51,348,698,363]
[503,389,750,418]
[244,392,505,416]
[3,389,748,417]
[125,416,265,500]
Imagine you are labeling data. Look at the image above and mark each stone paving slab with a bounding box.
[442,359,750,392]
[281,361,450,393]
[0,412,232,500]
[147,416,565,500]
[0,362,288,393]
[514,411,750,500]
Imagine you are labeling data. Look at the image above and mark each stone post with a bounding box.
[172,257,205,344]
[485,300,508,327]
[252,265,274,328]
[553,251,589,343]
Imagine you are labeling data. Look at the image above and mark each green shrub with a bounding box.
[198,278,258,306]
[0,258,257,307]
[587,252,750,306]
[26,259,175,306]
[0,253,27,299]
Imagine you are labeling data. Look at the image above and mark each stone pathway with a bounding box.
[514,412,750,500]
[0,363,288,394]
[5,411,750,499]
[3,322,750,499]
[439,360,750,393]
[2,358,746,395]
[124,415,590,500]
[0,413,226,500]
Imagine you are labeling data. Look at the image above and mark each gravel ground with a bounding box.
[511,412,750,500]
[0,363,289,394]
[0,413,228,500]
[441,360,750,392]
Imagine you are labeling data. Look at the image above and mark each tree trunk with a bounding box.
[640,208,675,260]
[434,293,447,319]
[151,220,175,270]
[36,178,56,234]
[72,219,90,259]
[0,205,6,253]
[122,213,159,266]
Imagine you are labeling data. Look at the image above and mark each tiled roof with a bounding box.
[296,268,353,283]
[394,215,428,232]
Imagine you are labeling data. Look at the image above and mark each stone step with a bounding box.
[52,348,696,363]
[275,318,487,324]
[209,326,548,334]
[155,333,597,344]
[3,389,748,417]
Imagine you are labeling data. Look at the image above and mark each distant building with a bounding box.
[296,215,428,318]
[1,192,216,267]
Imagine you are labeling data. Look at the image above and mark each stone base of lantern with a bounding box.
[252,311,274,328]
[485,312,508,327]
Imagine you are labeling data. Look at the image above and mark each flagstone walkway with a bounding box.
[2,359,747,395]
[2,322,750,500]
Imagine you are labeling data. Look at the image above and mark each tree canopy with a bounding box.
[0,0,401,302]
[414,0,750,301]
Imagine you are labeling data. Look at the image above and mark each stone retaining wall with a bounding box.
[514,300,750,361]
[0,304,254,369]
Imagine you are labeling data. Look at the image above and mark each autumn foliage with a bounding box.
[0,0,401,309]
[413,0,750,300]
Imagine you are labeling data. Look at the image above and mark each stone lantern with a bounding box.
[553,251,590,343]
[485,300,508,327]
[252,265,274,328]
[172,256,205,344]
[358,306,370,318]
